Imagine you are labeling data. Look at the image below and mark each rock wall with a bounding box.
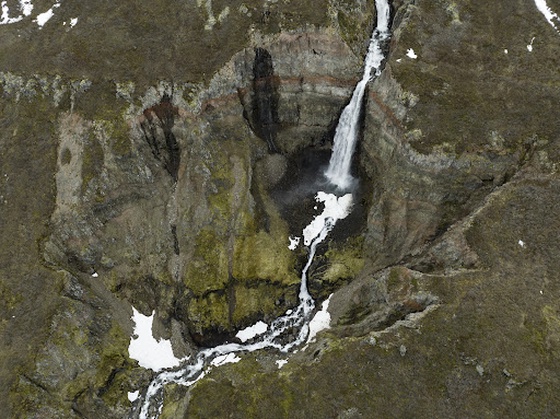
[1,0,560,417]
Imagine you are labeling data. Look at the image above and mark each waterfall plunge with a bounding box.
[133,2,391,417]
[325,0,391,190]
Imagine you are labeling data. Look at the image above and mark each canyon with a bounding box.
[1,0,560,417]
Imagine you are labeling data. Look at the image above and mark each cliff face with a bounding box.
[1,0,560,417]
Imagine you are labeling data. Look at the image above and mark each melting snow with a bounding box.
[128,390,140,402]
[288,236,300,250]
[0,0,33,24]
[533,0,560,32]
[129,307,182,371]
[35,2,60,27]
[306,294,332,343]
[303,192,353,246]
[276,359,288,369]
[406,48,418,59]
[235,320,268,342]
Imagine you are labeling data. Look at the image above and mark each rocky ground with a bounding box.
[1,0,560,417]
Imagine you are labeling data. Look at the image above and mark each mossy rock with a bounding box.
[184,228,230,295]
[321,236,365,284]
[233,230,299,286]
[187,292,231,335]
[390,0,560,155]
[232,282,298,325]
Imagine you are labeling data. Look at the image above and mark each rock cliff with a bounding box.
[1,0,560,417]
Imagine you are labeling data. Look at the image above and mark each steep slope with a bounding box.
[1,0,560,417]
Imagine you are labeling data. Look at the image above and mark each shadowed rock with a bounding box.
[140,94,181,181]
[251,48,280,153]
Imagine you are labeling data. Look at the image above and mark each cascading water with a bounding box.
[132,2,391,417]
[325,0,391,190]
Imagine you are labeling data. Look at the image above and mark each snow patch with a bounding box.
[276,359,288,369]
[527,37,536,52]
[288,236,300,250]
[235,320,268,342]
[128,307,181,372]
[128,390,140,402]
[21,0,33,16]
[0,0,33,25]
[306,294,332,343]
[406,48,418,59]
[303,192,353,246]
[533,0,560,32]
[35,2,60,28]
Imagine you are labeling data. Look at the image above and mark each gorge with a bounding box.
[1,0,560,418]
[134,1,391,416]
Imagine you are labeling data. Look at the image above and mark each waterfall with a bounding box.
[324,0,391,190]
[137,216,339,419]
[132,1,391,417]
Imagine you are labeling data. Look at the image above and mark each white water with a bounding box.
[137,217,336,418]
[134,1,391,417]
[324,0,391,190]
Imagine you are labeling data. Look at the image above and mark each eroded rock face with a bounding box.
[161,0,560,417]
[0,10,373,414]
[2,0,560,417]
[238,31,362,154]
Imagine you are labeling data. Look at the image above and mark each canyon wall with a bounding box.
[1,0,560,417]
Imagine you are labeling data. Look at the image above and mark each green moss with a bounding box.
[94,323,133,407]
[543,306,560,356]
[187,292,231,333]
[184,228,230,295]
[160,384,190,418]
[206,140,242,225]
[60,147,72,165]
[232,176,298,286]
[0,280,22,312]
[232,283,296,325]
[387,268,400,290]
[334,0,374,56]
[233,230,299,285]
[92,107,132,157]
[322,236,365,284]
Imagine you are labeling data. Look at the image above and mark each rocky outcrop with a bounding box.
[156,0,560,417]
[0,10,374,415]
[2,0,560,417]
[237,30,362,154]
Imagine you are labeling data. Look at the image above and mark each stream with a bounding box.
[134,1,392,417]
